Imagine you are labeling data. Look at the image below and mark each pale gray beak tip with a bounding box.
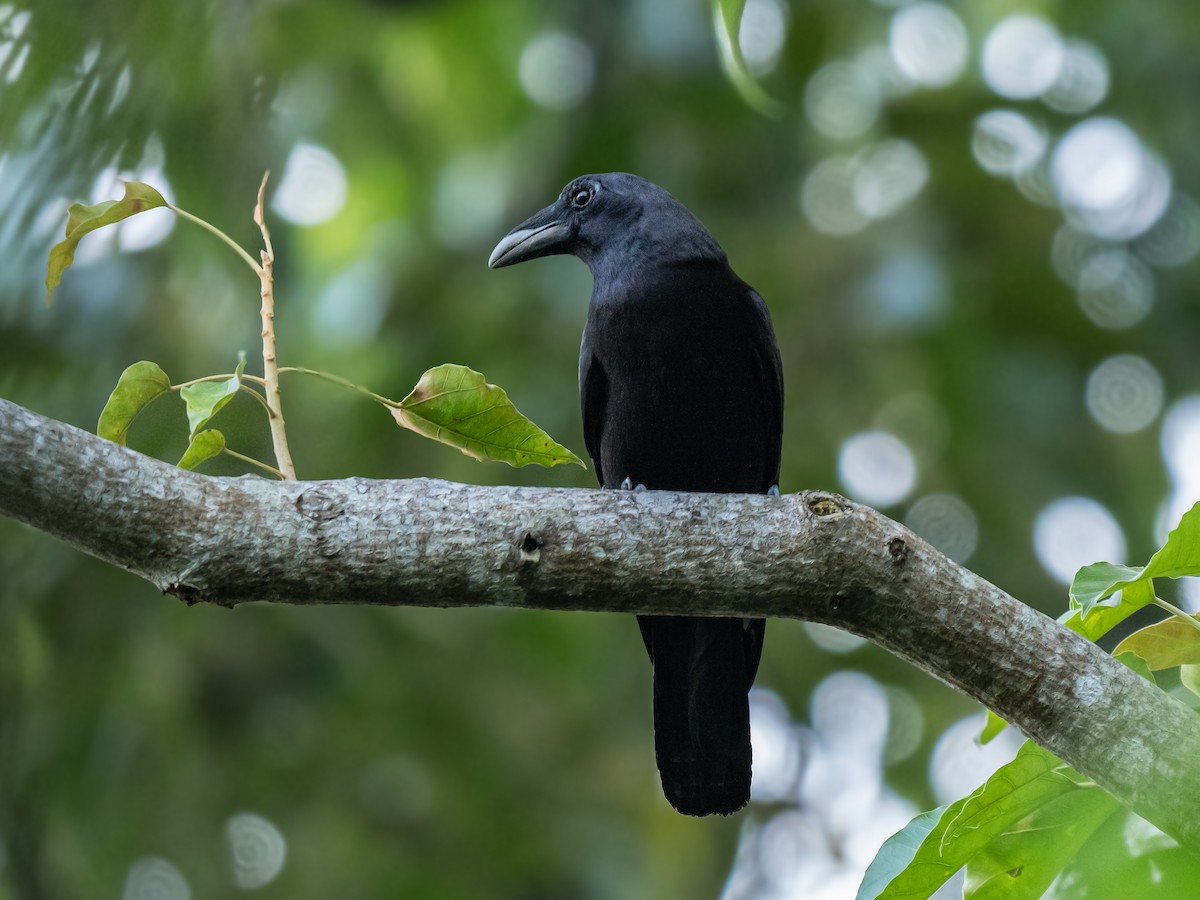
[487,221,570,269]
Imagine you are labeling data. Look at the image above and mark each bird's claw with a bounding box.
[768,484,780,496]
[619,477,647,492]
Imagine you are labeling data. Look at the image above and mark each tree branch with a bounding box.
[3,395,1199,849]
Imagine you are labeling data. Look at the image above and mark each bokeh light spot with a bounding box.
[1052,118,1171,241]
[859,251,948,333]
[1135,194,1200,268]
[838,430,917,507]
[930,715,1024,805]
[739,0,789,76]
[1161,396,1200,542]
[226,812,287,890]
[811,671,890,755]
[272,143,348,227]
[856,44,915,99]
[805,60,881,141]
[981,14,1063,99]
[1086,354,1164,434]
[1051,224,1115,287]
[803,622,868,655]
[1161,396,1200,490]
[801,156,869,236]
[889,3,968,88]
[1033,496,1126,584]
[312,260,390,349]
[1043,39,1110,114]
[853,139,928,219]
[1076,250,1154,330]
[756,810,834,896]
[518,32,595,110]
[749,689,803,802]
[905,493,979,562]
[882,686,925,765]
[972,110,1047,178]
[122,857,190,900]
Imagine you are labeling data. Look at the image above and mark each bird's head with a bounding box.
[488,173,723,273]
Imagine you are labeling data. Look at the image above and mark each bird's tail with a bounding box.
[641,615,758,816]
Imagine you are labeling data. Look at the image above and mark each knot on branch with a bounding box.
[807,494,847,517]
[295,488,344,523]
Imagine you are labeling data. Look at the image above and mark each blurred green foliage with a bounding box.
[2,0,1199,897]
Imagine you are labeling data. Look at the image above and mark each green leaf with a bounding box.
[97,361,172,445]
[1069,561,1147,613]
[1060,579,1156,641]
[1066,503,1200,632]
[1114,615,1200,670]
[856,806,947,900]
[45,181,169,304]
[391,364,585,469]
[711,0,782,116]
[963,783,1119,900]
[1048,810,1200,898]
[864,743,1077,899]
[178,430,226,470]
[179,354,247,438]
[1180,664,1200,698]
[979,710,1008,745]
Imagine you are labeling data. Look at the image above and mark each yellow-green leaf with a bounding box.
[391,364,585,469]
[978,709,1007,745]
[1113,615,1200,670]
[46,181,169,304]
[1180,664,1200,698]
[178,430,226,470]
[97,361,172,445]
[179,354,247,439]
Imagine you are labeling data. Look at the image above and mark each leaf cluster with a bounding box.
[861,507,1200,898]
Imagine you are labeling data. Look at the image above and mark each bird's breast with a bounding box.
[584,276,777,493]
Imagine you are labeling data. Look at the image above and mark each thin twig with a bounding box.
[278,366,399,408]
[253,171,296,480]
[1153,597,1200,633]
[171,206,263,275]
[236,384,273,416]
[221,447,284,479]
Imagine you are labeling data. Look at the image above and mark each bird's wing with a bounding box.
[750,287,785,491]
[579,329,609,487]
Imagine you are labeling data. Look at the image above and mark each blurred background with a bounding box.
[2,0,1198,897]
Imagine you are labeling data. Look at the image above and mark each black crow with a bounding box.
[489,173,783,816]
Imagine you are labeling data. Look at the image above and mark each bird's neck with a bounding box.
[584,232,726,289]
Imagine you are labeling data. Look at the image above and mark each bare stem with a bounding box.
[171,205,263,275]
[221,447,284,479]
[254,172,297,480]
[278,366,399,408]
[1152,597,1200,633]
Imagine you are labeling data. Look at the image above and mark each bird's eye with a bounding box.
[571,187,593,208]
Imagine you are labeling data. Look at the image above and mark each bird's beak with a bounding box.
[488,204,572,268]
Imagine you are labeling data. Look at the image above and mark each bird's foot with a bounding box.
[768,484,780,496]
[619,477,647,492]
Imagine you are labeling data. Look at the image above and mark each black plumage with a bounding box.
[489,173,784,816]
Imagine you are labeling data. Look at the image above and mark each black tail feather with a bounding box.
[640,615,762,816]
